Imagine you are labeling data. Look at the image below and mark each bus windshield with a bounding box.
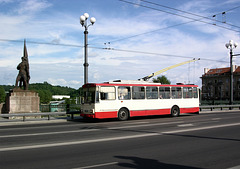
[82,87,99,104]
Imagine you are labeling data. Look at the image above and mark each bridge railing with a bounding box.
[199,104,240,111]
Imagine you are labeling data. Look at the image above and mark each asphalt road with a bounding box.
[0,111,240,169]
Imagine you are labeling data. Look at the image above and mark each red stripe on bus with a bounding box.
[130,109,170,117]
[81,107,199,119]
[180,107,199,113]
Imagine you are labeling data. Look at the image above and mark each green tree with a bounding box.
[37,90,52,104]
[0,86,6,103]
[153,75,171,84]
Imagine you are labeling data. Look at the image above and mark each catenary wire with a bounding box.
[0,38,229,63]
[140,0,240,29]
[111,0,240,44]
[119,0,240,33]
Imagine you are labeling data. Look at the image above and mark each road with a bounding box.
[0,111,240,169]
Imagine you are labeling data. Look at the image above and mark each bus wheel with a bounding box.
[118,108,129,121]
[171,106,180,117]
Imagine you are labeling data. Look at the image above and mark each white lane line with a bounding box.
[163,122,240,134]
[227,165,240,169]
[108,121,184,130]
[1,121,180,138]
[211,118,221,120]
[0,133,160,152]
[2,122,240,152]
[0,129,100,138]
[124,121,149,125]
[72,162,118,169]
[177,124,193,127]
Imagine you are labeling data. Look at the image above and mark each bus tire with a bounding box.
[171,106,180,117]
[118,108,129,121]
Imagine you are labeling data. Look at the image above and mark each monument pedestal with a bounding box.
[5,88,40,119]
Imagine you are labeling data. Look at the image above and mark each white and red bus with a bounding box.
[80,80,199,120]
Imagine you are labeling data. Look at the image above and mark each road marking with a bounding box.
[124,121,149,125]
[108,121,183,130]
[72,162,118,169]
[2,122,240,152]
[211,118,221,120]
[0,121,181,138]
[227,165,240,169]
[177,124,193,127]
[163,122,240,134]
[0,133,160,152]
[0,129,100,138]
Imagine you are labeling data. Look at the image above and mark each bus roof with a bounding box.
[82,80,198,88]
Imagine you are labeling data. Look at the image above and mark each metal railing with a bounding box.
[40,104,81,112]
[199,104,240,111]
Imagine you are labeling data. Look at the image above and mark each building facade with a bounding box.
[201,66,240,100]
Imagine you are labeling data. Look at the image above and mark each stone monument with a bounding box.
[4,40,40,118]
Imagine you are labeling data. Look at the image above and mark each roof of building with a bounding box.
[234,66,240,73]
[203,67,230,77]
[202,65,240,77]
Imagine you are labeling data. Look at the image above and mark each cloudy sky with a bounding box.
[0,0,240,89]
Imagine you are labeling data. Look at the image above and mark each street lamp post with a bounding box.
[80,13,96,84]
[225,40,238,106]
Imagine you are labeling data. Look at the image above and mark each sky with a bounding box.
[0,0,240,89]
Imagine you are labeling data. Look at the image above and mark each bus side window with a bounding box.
[132,86,145,99]
[159,87,170,99]
[146,87,158,99]
[118,86,131,100]
[100,86,116,100]
[171,87,182,99]
[193,87,198,98]
[183,87,193,98]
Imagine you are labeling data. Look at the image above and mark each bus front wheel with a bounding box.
[171,106,180,117]
[118,108,129,121]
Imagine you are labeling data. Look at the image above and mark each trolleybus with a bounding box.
[80,80,199,120]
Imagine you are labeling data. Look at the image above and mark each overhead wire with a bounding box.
[140,0,240,29]
[0,38,229,63]
[0,38,84,48]
[110,0,240,44]
[118,0,240,33]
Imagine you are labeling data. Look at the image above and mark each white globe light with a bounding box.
[90,17,96,24]
[84,13,89,19]
[225,43,230,49]
[229,40,233,46]
[80,15,86,22]
[234,42,238,48]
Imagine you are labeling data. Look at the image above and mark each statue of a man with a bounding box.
[15,56,30,90]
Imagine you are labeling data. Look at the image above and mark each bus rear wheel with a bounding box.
[118,108,129,121]
[171,106,180,117]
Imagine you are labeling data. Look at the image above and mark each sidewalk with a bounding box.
[0,117,68,126]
